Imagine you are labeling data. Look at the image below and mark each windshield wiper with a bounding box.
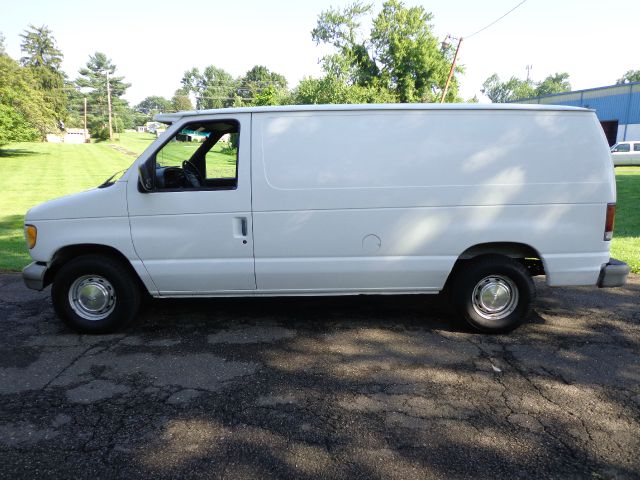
[98,169,126,188]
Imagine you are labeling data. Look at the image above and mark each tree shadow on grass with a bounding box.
[0,148,47,158]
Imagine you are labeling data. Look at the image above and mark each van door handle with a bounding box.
[233,217,248,238]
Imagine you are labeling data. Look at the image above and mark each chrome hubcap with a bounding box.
[69,275,116,321]
[472,275,518,320]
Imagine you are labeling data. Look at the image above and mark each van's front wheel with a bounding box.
[51,255,141,334]
[450,255,535,333]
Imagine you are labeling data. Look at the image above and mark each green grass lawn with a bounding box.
[157,140,237,178]
[117,131,237,177]
[114,131,157,155]
[1,136,639,275]
[0,142,134,270]
[610,167,640,273]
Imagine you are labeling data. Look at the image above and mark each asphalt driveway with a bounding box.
[0,273,638,479]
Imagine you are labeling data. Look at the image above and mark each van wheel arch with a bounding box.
[452,242,546,279]
[44,244,147,294]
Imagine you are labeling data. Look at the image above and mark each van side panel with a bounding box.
[251,110,613,292]
[251,205,608,291]
[253,111,613,209]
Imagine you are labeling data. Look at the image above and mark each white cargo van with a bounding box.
[22,104,629,334]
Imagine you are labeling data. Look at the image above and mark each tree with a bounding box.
[171,90,193,111]
[482,72,571,102]
[371,0,455,102]
[179,64,291,108]
[535,72,571,96]
[180,66,236,109]
[251,85,279,106]
[482,74,536,102]
[75,52,131,140]
[616,70,640,84]
[312,2,379,87]
[180,68,201,102]
[63,79,86,129]
[19,25,67,120]
[135,96,172,114]
[293,75,395,105]
[76,52,129,98]
[19,25,63,70]
[311,0,459,102]
[0,103,39,145]
[0,54,57,145]
[0,32,5,55]
[201,66,236,109]
[133,96,173,124]
[116,107,146,131]
[237,65,288,106]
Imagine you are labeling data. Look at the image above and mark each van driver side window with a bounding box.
[154,120,239,190]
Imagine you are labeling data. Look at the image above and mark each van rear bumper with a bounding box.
[22,261,48,291]
[598,258,630,288]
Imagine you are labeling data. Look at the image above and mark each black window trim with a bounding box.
[143,118,241,193]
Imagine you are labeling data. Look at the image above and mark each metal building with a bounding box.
[517,81,640,146]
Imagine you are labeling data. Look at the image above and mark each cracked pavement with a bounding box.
[0,273,638,479]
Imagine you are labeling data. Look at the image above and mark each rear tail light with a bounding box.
[604,203,616,241]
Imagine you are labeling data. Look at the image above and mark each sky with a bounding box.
[2,0,638,105]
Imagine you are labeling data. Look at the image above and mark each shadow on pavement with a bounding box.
[0,274,638,479]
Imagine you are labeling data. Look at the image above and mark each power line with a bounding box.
[196,95,257,101]
[464,0,528,39]
[183,80,287,87]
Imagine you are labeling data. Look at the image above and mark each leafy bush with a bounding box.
[0,104,39,145]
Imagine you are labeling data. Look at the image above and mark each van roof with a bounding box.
[154,103,592,124]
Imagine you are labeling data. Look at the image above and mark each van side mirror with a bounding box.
[138,158,155,193]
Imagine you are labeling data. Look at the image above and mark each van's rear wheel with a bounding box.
[450,255,535,333]
[51,255,141,334]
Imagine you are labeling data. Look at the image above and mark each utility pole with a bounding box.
[83,98,88,143]
[440,36,463,103]
[526,64,533,81]
[106,70,113,141]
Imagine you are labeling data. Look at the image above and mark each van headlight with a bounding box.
[24,225,37,249]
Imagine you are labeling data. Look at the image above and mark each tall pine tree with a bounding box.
[75,52,130,139]
[19,25,67,122]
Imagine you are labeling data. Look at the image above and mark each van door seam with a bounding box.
[125,181,160,295]
[249,113,258,290]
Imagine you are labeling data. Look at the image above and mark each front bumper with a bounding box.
[597,258,630,288]
[22,262,48,291]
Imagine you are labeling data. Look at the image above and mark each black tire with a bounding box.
[449,254,535,333]
[51,254,141,334]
